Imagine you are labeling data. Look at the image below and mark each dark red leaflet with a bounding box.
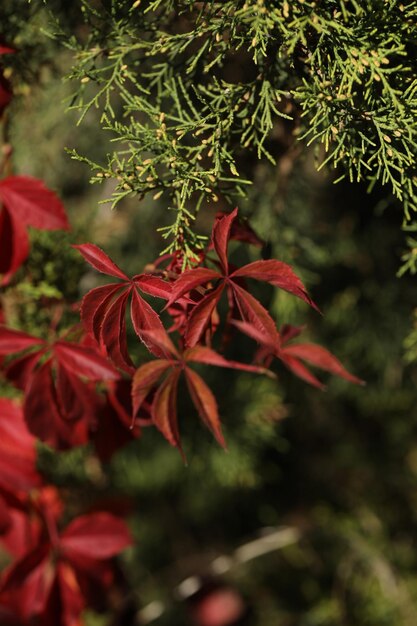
[130,287,167,357]
[80,283,123,339]
[185,283,224,347]
[212,207,237,273]
[230,282,281,345]
[166,267,221,307]
[280,354,325,390]
[132,360,172,418]
[0,326,45,354]
[0,544,52,621]
[73,243,128,280]
[23,361,67,448]
[60,512,132,561]
[185,367,225,447]
[53,341,119,381]
[282,343,364,385]
[55,363,94,422]
[0,176,70,231]
[138,329,179,360]
[0,209,29,283]
[184,345,272,376]
[151,369,182,453]
[134,274,172,299]
[100,290,134,373]
[0,399,41,492]
[231,259,320,312]
[4,350,44,391]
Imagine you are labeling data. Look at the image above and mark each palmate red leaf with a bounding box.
[231,260,320,312]
[0,209,29,284]
[282,343,365,386]
[185,367,225,447]
[53,340,119,381]
[0,176,70,231]
[166,209,318,347]
[151,369,182,452]
[0,326,44,354]
[60,512,132,562]
[76,245,169,364]
[72,243,128,280]
[132,360,172,417]
[23,361,88,449]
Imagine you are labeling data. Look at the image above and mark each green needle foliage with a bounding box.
[35,0,417,265]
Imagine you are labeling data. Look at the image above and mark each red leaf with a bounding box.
[60,512,132,561]
[0,45,15,55]
[166,267,221,307]
[139,329,179,360]
[185,345,273,376]
[212,208,238,273]
[0,176,69,231]
[282,343,364,385]
[130,287,167,357]
[0,399,41,492]
[185,284,224,348]
[73,243,128,280]
[0,326,44,354]
[0,209,30,285]
[23,361,65,448]
[100,290,134,373]
[134,274,172,299]
[0,75,13,117]
[55,363,95,422]
[80,283,123,339]
[280,354,325,390]
[231,260,320,311]
[151,369,182,451]
[231,282,281,345]
[4,350,43,390]
[229,318,273,345]
[132,360,172,417]
[53,341,119,381]
[0,545,52,621]
[185,367,225,447]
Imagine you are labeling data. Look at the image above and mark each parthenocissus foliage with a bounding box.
[0,1,416,625]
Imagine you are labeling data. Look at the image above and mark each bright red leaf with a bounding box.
[132,328,270,453]
[75,243,171,367]
[166,209,318,347]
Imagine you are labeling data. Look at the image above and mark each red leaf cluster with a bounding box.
[0,400,132,626]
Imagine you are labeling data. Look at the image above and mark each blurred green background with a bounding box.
[2,4,417,625]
